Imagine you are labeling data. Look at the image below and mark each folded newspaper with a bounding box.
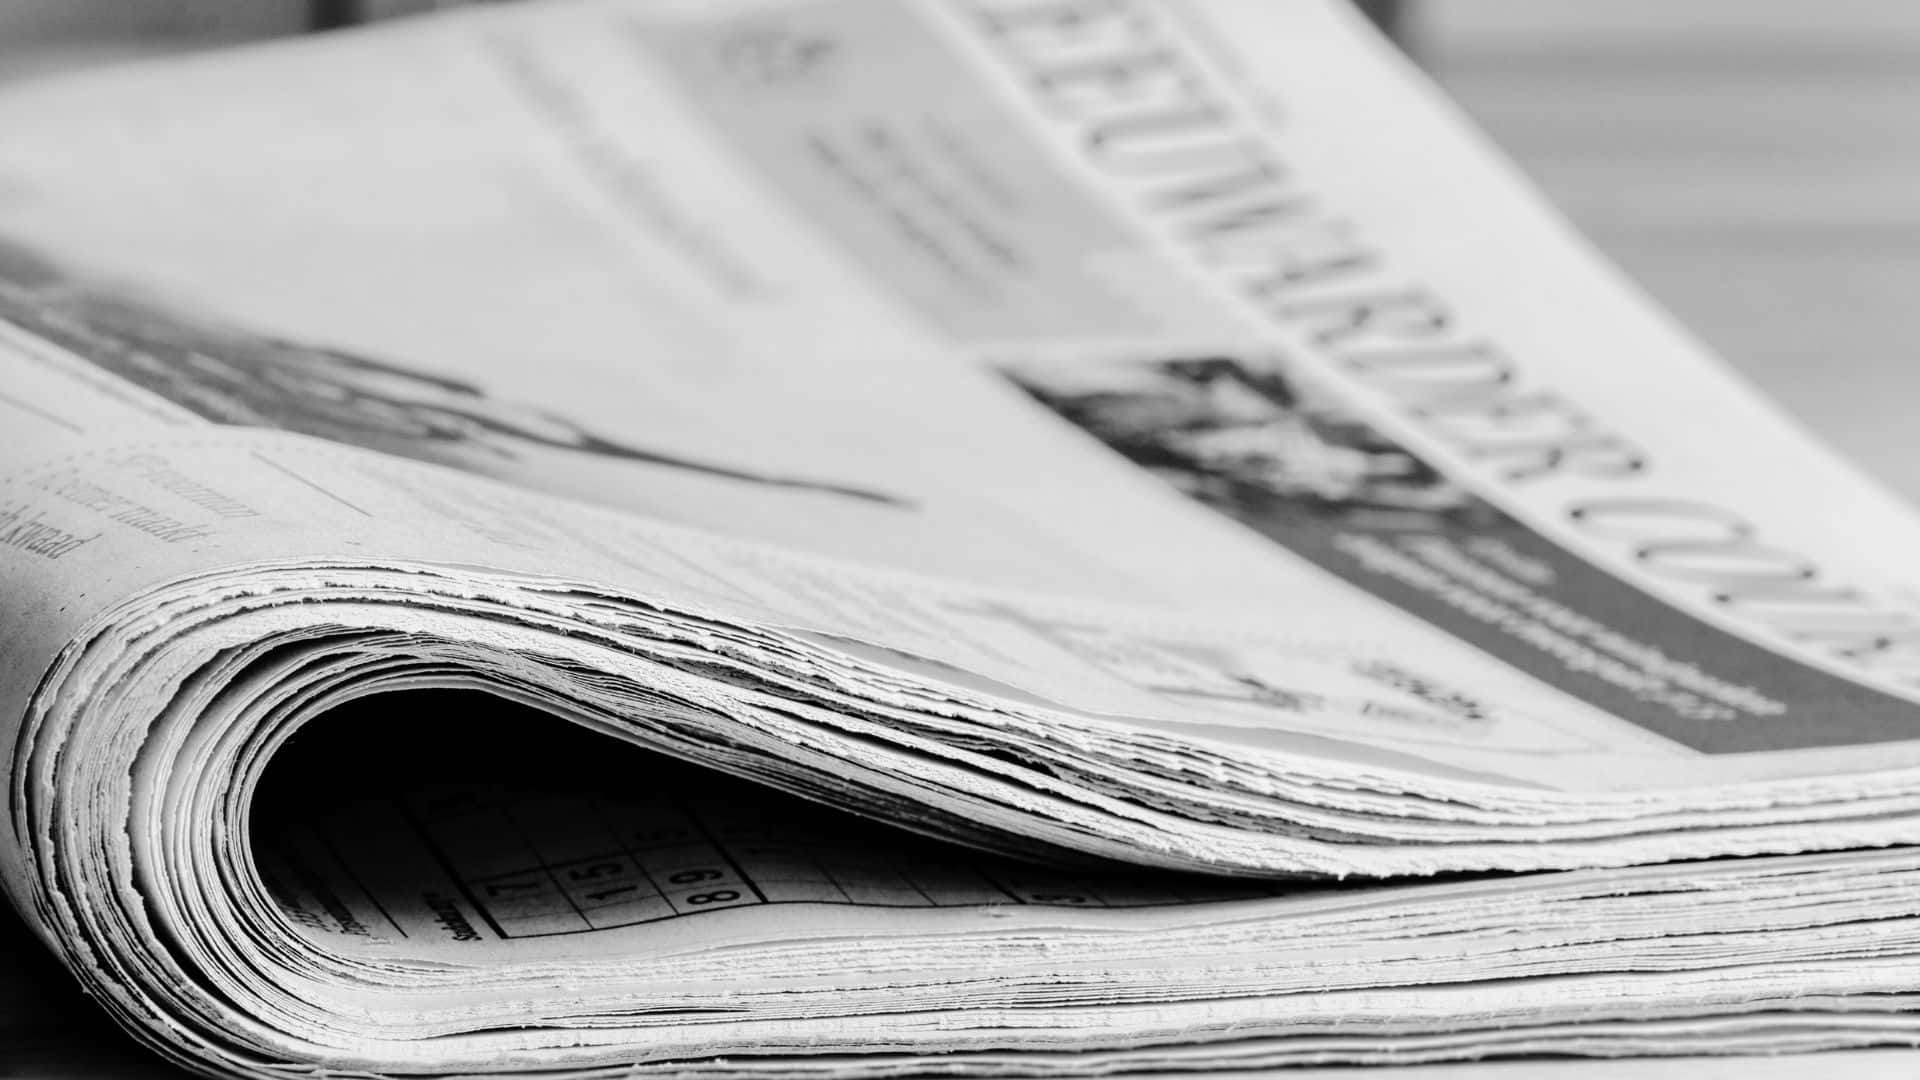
[6,0,1920,1076]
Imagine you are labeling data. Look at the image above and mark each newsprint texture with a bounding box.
[6,1,1920,1076]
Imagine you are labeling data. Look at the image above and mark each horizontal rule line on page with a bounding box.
[247,451,372,517]
[0,388,84,435]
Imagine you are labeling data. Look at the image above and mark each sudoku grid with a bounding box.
[398,775,1275,939]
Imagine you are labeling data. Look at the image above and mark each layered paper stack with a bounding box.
[4,1,1920,1076]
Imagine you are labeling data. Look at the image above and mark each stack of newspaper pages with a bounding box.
[6,0,1920,1076]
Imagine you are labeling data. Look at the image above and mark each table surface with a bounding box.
[7,2,1920,1077]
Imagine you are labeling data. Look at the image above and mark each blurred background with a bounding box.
[0,0,1918,497]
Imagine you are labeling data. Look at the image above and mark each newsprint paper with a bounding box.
[6,1,1920,1076]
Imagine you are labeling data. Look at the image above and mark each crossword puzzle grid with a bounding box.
[404,781,1266,939]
